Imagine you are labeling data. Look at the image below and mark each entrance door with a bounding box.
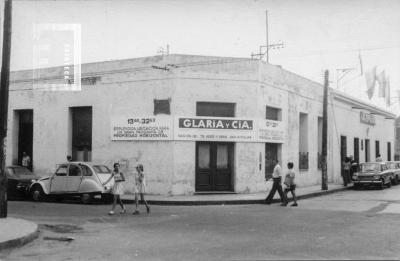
[365,139,370,162]
[340,136,347,176]
[265,143,278,180]
[196,142,233,192]
[17,110,33,170]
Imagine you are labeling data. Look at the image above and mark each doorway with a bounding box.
[365,139,370,162]
[70,107,92,161]
[265,143,279,180]
[195,142,233,192]
[17,110,33,169]
[340,136,347,176]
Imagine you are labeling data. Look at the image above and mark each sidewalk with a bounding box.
[0,218,39,251]
[121,183,350,205]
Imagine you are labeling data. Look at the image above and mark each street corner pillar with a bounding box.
[0,0,13,218]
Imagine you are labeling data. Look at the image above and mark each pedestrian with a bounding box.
[342,157,351,186]
[349,155,358,181]
[103,163,126,215]
[376,154,383,162]
[265,159,288,206]
[133,164,150,214]
[21,152,31,170]
[283,162,298,207]
[66,155,72,162]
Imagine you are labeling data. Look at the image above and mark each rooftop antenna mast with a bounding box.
[251,10,284,63]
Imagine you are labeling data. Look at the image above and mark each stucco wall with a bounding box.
[6,54,395,195]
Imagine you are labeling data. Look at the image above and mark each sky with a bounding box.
[8,0,400,114]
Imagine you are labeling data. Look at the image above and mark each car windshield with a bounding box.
[93,165,111,174]
[13,167,33,175]
[361,163,380,172]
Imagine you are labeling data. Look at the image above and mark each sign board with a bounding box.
[111,116,286,143]
[360,111,376,125]
[175,117,256,142]
[111,116,173,140]
[258,119,285,143]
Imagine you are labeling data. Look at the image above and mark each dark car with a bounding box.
[6,166,41,199]
[352,162,394,190]
[386,161,400,185]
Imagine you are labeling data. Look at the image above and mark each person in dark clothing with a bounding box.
[349,155,358,181]
[265,159,288,206]
[342,157,351,186]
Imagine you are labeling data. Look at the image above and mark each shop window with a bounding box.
[154,99,171,115]
[196,102,235,117]
[266,106,282,121]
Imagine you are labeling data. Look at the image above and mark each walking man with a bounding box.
[265,159,288,206]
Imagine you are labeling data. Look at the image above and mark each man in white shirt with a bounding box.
[265,159,288,206]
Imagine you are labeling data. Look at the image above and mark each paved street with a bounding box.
[2,186,400,260]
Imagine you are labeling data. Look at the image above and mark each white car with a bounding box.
[29,162,114,203]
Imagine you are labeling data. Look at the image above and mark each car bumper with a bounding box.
[354,180,382,184]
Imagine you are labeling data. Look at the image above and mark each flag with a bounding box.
[358,51,363,76]
[377,70,386,98]
[386,76,391,106]
[365,67,377,99]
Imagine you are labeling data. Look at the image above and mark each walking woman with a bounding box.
[103,163,126,215]
[133,164,150,214]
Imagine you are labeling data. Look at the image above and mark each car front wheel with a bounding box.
[31,186,44,202]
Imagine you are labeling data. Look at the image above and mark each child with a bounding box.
[133,164,150,214]
[283,162,298,207]
[103,163,126,215]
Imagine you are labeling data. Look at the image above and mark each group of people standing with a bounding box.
[103,163,150,215]
[265,159,298,207]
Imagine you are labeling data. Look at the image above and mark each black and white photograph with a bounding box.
[0,0,400,260]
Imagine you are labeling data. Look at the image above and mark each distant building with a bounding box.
[6,54,396,195]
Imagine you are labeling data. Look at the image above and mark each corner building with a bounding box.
[7,55,396,195]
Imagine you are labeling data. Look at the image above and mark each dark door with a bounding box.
[365,139,370,162]
[265,143,278,180]
[340,136,347,176]
[18,110,33,170]
[196,142,233,191]
[354,138,359,163]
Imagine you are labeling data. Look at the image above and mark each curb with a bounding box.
[121,186,350,206]
[0,223,39,251]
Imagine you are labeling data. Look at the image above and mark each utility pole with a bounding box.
[0,0,13,218]
[321,70,329,190]
[265,10,269,63]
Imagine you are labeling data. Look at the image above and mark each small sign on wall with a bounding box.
[360,112,376,125]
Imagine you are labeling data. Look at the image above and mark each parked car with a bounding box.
[352,162,394,189]
[386,161,400,185]
[29,162,114,204]
[6,165,41,199]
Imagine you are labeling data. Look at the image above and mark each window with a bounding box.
[56,165,68,176]
[154,99,171,115]
[388,142,392,161]
[196,102,235,117]
[81,165,93,176]
[266,106,282,121]
[375,140,380,158]
[68,164,81,176]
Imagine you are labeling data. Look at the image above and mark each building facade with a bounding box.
[6,55,396,195]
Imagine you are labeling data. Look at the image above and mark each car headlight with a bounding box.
[373,175,380,180]
[352,175,358,180]
[31,179,37,183]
